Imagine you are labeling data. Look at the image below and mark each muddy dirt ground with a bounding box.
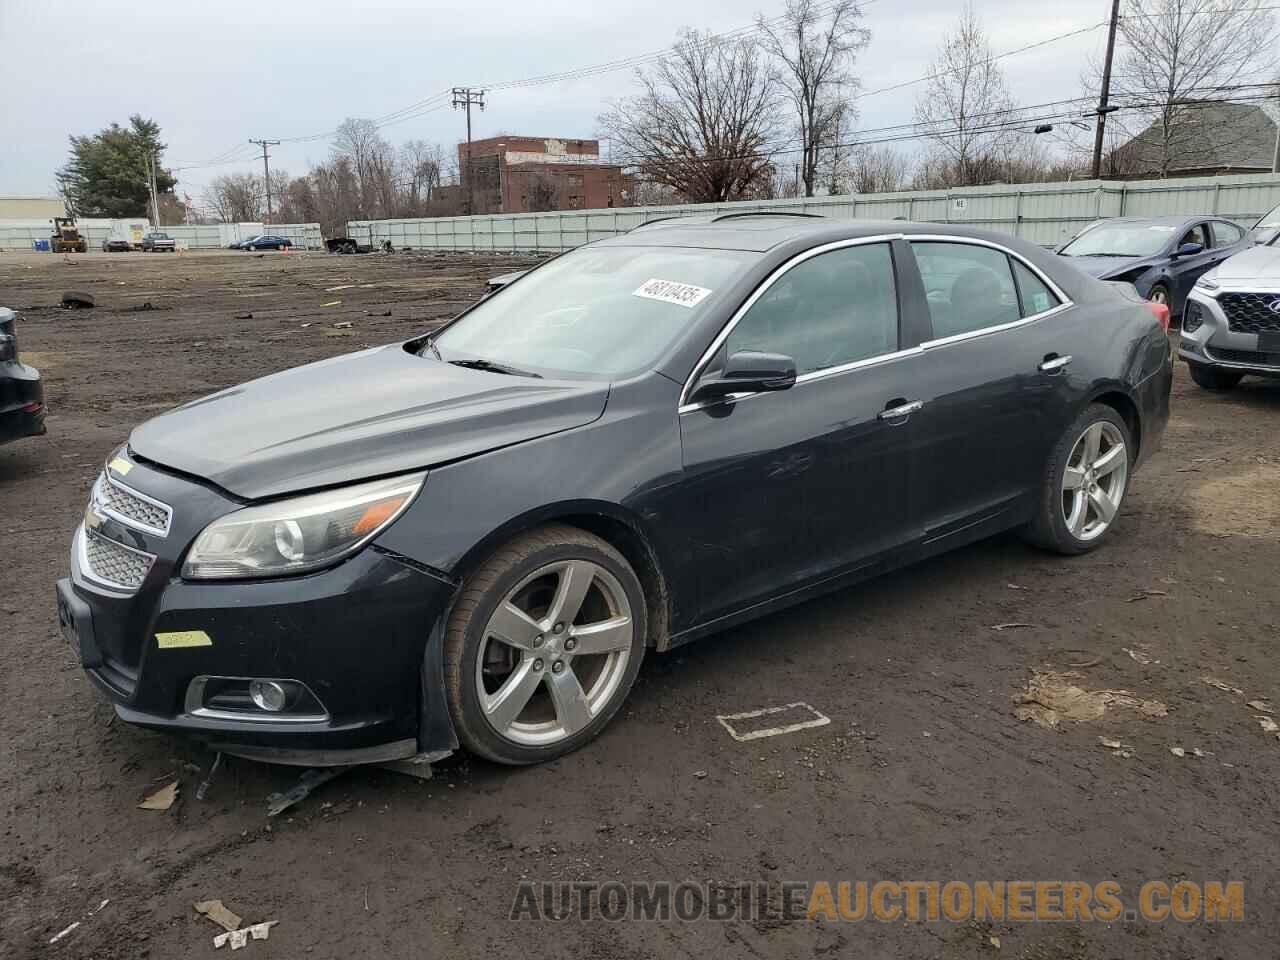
[2,249,1278,959]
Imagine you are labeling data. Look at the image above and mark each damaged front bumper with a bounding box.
[56,457,460,766]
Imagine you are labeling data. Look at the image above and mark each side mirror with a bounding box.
[1173,242,1204,258]
[690,351,797,402]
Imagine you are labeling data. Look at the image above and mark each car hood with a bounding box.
[1056,254,1156,279]
[1214,243,1280,281]
[129,343,609,499]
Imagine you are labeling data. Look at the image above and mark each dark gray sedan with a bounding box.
[57,216,1171,770]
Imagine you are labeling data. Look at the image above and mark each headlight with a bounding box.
[1182,301,1204,333]
[182,473,425,580]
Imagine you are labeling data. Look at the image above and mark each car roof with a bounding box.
[599,214,1031,253]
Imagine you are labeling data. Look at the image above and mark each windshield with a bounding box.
[1254,203,1280,245]
[1060,222,1177,258]
[432,245,756,378]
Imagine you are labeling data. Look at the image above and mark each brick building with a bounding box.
[458,136,634,214]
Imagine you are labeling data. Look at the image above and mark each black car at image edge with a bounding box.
[55,215,1173,769]
[1,307,46,447]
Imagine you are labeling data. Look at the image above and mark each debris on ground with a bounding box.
[234,312,253,319]
[1201,676,1244,696]
[214,920,278,950]
[991,622,1035,632]
[266,766,350,817]
[1126,590,1169,602]
[195,899,243,933]
[321,299,342,307]
[138,780,179,811]
[1124,647,1159,665]
[325,284,355,292]
[196,752,224,801]
[693,770,708,779]
[48,921,79,943]
[1014,672,1168,729]
[60,290,94,309]
[1170,747,1186,758]
[1256,716,1279,735]
[1098,737,1135,758]
[333,320,353,329]
[1246,700,1273,714]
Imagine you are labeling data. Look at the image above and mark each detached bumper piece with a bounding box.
[1,307,46,445]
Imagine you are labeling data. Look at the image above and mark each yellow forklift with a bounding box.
[50,217,87,254]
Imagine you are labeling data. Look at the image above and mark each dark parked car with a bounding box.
[240,235,293,251]
[1,307,46,446]
[56,216,1172,770]
[141,232,176,253]
[1178,217,1280,390]
[1056,215,1251,320]
[101,237,132,253]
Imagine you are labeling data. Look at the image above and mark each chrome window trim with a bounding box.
[677,232,1075,414]
[678,233,904,412]
[93,472,173,537]
[75,523,156,595]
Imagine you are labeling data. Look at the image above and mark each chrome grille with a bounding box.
[81,529,155,591]
[1220,292,1280,334]
[92,473,172,535]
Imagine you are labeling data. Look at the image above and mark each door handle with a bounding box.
[1038,354,1073,373]
[878,399,924,420]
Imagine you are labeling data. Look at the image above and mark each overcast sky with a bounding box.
[0,0,1111,200]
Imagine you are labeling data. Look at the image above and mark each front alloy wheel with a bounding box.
[444,525,647,764]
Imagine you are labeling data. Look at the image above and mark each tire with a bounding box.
[443,524,647,765]
[1188,362,1243,392]
[1023,403,1134,555]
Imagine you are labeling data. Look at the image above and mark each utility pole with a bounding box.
[148,152,161,226]
[452,88,486,215]
[249,138,281,222]
[1091,0,1122,180]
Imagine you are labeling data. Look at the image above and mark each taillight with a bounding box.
[1145,301,1170,332]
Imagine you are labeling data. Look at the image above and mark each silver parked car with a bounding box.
[1179,203,1280,390]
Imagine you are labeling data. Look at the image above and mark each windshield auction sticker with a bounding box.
[633,278,713,308]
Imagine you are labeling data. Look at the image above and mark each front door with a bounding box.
[675,240,927,625]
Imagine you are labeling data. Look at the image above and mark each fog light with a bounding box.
[1183,302,1204,333]
[249,679,288,712]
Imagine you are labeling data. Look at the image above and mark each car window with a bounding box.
[911,242,1021,339]
[1178,224,1209,249]
[725,243,898,376]
[1253,202,1280,244]
[1011,261,1061,317]
[1211,221,1244,247]
[1059,222,1174,258]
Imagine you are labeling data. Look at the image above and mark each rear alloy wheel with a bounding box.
[1024,404,1133,555]
[443,525,647,764]
[1188,362,1243,392]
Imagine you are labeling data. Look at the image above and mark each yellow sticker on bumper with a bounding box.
[155,630,212,649]
[108,456,133,477]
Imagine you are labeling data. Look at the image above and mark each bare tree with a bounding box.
[756,0,869,197]
[599,30,780,203]
[844,144,909,193]
[400,140,443,215]
[913,4,1020,187]
[204,173,262,222]
[1104,0,1277,176]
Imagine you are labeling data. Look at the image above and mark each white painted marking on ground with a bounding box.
[716,702,830,742]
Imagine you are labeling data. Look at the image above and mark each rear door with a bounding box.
[907,239,1077,552]
[676,238,929,625]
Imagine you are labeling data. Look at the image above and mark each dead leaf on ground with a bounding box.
[1014,671,1168,729]
[138,781,178,811]
[194,899,242,933]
